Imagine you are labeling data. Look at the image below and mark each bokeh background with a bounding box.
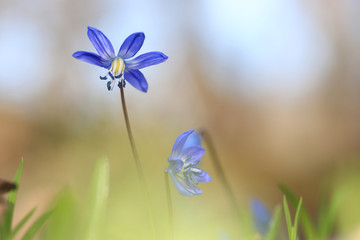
[1,0,360,239]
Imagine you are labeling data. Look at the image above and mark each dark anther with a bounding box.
[115,73,122,79]
[108,72,115,80]
[117,80,126,89]
[107,81,111,91]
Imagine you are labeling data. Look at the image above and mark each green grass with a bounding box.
[264,205,282,240]
[0,159,52,240]
[279,183,343,240]
[1,158,359,240]
[283,196,302,240]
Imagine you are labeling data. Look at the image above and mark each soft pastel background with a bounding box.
[0,0,360,239]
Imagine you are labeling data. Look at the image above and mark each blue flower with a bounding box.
[72,27,168,92]
[167,130,212,196]
[182,130,202,150]
[251,198,271,236]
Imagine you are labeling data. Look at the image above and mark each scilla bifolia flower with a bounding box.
[73,27,168,92]
[167,130,211,196]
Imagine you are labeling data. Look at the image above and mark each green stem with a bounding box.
[119,84,157,240]
[200,130,243,222]
[164,171,174,240]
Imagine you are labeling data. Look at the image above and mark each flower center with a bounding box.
[110,58,125,77]
[99,58,126,91]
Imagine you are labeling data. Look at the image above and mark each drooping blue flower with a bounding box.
[251,198,271,236]
[72,27,168,92]
[167,130,212,196]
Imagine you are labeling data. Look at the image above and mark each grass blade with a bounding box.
[283,196,292,240]
[1,159,24,238]
[264,205,282,240]
[21,209,53,240]
[318,188,343,239]
[10,207,36,239]
[279,183,317,239]
[293,197,302,240]
[82,157,110,240]
[42,189,79,240]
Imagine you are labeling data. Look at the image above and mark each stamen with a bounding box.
[107,81,112,91]
[108,72,115,80]
[115,73,123,79]
[117,80,126,89]
[100,75,107,80]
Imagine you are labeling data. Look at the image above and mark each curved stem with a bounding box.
[119,84,157,240]
[200,130,243,222]
[164,171,174,240]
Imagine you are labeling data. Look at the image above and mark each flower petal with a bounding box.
[72,51,110,68]
[87,27,115,60]
[169,173,202,197]
[171,130,194,158]
[118,32,145,59]
[125,51,168,69]
[168,158,183,175]
[191,167,212,183]
[124,68,148,92]
[180,146,205,164]
[183,131,202,150]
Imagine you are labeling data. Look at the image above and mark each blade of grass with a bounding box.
[293,197,302,240]
[318,188,343,239]
[317,186,328,239]
[1,159,24,238]
[83,157,109,240]
[42,189,79,240]
[10,207,36,239]
[279,184,317,239]
[283,196,292,240]
[21,209,53,240]
[264,205,282,240]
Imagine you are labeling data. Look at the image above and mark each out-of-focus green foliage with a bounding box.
[283,196,302,240]
[280,183,344,240]
[42,157,109,240]
[0,159,23,239]
[264,205,282,240]
[0,160,52,240]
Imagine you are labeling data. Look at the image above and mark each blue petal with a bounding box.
[72,51,110,68]
[180,146,205,164]
[87,27,115,61]
[171,130,195,158]
[251,198,271,236]
[183,131,202,150]
[191,168,212,183]
[125,51,168,69]
[169,173,202,197]
[118,32,145,59]
[168,158,183,175]
[124,68,148,92]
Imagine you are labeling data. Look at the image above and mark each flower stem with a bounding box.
[119,83,157,240]
[200,130,243,222]
[164,171,174,240]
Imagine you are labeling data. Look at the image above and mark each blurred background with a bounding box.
[0,0,360,239]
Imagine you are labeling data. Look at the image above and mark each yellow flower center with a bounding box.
[110,58,125,77]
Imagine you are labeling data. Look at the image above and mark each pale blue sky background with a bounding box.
[0,0,339,107]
